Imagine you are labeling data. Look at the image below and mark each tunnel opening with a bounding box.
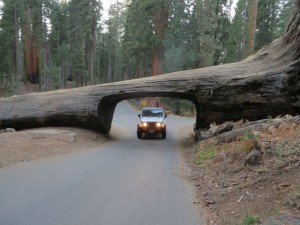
[129,97,196,118]
[97,92,201,134]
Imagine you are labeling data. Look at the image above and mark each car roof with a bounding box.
[141,107,164,111]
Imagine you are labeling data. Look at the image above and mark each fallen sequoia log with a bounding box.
[199,115,300,144]
[0,2,299,135]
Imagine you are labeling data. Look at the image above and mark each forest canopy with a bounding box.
[0,0,295,96]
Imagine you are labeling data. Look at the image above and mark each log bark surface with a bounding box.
[0,3,299,134]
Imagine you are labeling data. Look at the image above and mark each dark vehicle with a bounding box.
[137,107,167,139]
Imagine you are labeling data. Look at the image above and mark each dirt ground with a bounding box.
[0,127,119,168]
[180,116,300,225]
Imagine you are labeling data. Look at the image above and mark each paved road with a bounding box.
[0,101,203,225]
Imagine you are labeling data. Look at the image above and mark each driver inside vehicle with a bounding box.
[142,109,163,117]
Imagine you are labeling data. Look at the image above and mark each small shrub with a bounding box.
[246,130,257,140]
[239,130,257,141]
[194,144,217,164]
[241,214,260,225]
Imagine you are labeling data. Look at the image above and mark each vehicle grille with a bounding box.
[149,122,156,129]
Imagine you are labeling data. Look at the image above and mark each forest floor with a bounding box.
[180,115,300,225]
[0,127,119,168]
[0,116,299,225]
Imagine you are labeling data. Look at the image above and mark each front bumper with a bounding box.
[137,122,166,134]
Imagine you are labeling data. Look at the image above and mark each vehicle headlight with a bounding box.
[142,122,148,127]
[156,122,162,127]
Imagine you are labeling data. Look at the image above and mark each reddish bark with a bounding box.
[152,48,162,76]
[152,5,169,76]
[23,8,39,84]
[23,9,32,80]
[245,0,258,56]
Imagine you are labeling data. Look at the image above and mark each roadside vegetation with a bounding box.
[129,98,196,117]
[184,115,300,225]
[242,214,260,225]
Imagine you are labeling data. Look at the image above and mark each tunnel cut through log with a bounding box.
[97,93,201,134]
[0,88,202,134]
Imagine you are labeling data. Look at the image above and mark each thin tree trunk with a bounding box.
[89,38,95,85]
[81,40,85,86]
[15,7,22,88]
[107,53,112,82]
[245,0,258,56]
[90,49,95,85]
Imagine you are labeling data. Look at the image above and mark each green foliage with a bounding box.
[163,0,195,72]
[121,0,151,77]
[48,2,69,64]
[0,0,23,77]
[50,67,62,90]
[226,0,295,63]
[274,0,294,38]
[241,215,260,225]
[225,0,248,63]
[0,0,296,94]
[194,144,217,164]
[235,130,258,152]
[161,98,195,116]
[68,0,102,86]
[104,1,126,82]
[4,77,19,97]
[122,0,168,77]
[255,0,290,51]
[245,130,257,140]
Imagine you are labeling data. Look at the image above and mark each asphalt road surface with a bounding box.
[0,101,203,225]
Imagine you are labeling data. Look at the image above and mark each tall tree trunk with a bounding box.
[81,39,85,86]
[23,8,33,82]
[32,40,39,83]
[90,45,95,85]
[89,36,96,85]
[152,48,162,76]
[107,53,112,82]
[245,0,258,56]
[23,7,40,84]
[152,5,169,76]
[15,7,22,87]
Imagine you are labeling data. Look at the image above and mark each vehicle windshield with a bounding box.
[142,109,164,117]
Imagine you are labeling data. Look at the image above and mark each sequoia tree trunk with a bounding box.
[245,0,258,56]
[23,7,40,84]
[152,48,163,76]
[152,4,169,76]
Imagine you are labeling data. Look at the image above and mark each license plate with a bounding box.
[149,130,155,134]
